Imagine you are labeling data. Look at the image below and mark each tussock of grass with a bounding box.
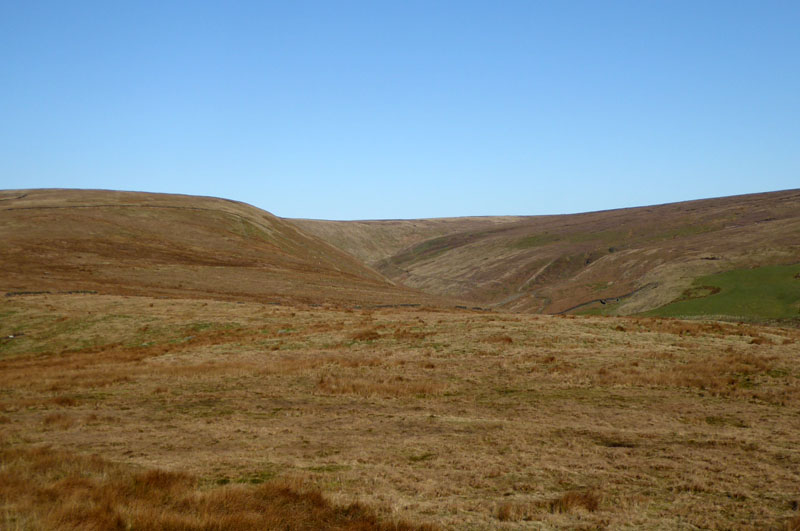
[351,328,382,341]
[0,446,435,531]
[257,354,383,376]
[392,328,430,341]
[549,490,600,513]
[316,375,444,398]
[482,333,513,344]
[495,490,600,521]
[50,396,78,407]
[626,317,766,338]
[42,412,74,429]
[594,350,781,397]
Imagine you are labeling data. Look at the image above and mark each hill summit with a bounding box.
[0,189,443,307]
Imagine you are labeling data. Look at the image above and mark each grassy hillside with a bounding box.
[292,216,526,266]
[643,264,800,321]
[4,190,800,528]
[0,189,448,307]
[296,190,800,318]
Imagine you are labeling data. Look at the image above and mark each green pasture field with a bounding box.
[645,264,800,321]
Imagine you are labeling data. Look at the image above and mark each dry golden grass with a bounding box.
[316,374,445,398]
[495,490,600,522]
[0,446,433,530]
[350,328,383,342]
[2,294,800,529]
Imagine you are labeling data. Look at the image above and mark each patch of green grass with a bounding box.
[408,235,461,261]
[649,223,717,241]
[274,341,305,351]
[589,281,612,292]
[767,368,789,378]
[644,264,800,320]
[187,321,241,332]
[231,218,275,243]
[512,233,560,249]
[0,310,19,321]
[705,416,748,428]
[565,229,626,244]
[408,452,436,463]
[238,469,279,484]
[307,464,351,473]
[173,397,236,418]
[513,229,631,248]
[214,465,280,486]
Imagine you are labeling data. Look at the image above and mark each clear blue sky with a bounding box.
[2,1,798,220]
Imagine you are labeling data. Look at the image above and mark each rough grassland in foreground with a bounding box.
[1,294,800,529]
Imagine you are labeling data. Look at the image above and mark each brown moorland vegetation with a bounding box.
[0,189,451,308]
[0,445,433,530]
[296,189,800,314]
[2,293,800,529]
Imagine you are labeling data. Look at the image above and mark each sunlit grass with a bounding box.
[646,264,800,320]
[1,294,799,529]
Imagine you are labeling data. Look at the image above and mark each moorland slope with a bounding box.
[3,188,800,529]
[296,190,800,317]
[0,189,447,307]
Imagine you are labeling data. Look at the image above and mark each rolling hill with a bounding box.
[3,187,800,529]
[4,188,798,320]
[0,189,447,307]
[295,190,800,319]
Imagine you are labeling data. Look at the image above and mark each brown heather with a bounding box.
[296,189,800,314]
[1,294,800,529]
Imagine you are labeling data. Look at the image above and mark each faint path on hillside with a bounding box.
[0,193,27,201]
[556,282,659,314]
